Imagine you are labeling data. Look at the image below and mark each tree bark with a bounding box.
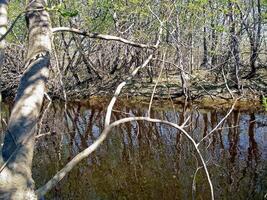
[0,0,52,199]
[201,26,208,68]
[209,0,218,66]
[175,16,189,100]
[0,0,8,105]
[247,0,261,78]
[228,0,241,90]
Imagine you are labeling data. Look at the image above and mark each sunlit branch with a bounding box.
[52,27,157,49]
[104,22,163,127]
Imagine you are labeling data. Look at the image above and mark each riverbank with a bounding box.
[1,68,266,111]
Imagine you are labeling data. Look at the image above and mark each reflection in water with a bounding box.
[0,99,267,199]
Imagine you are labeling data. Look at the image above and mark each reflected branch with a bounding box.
[197,98,240,147]
[36,116,214,200]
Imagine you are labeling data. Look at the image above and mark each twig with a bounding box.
[0,8,45,42]
[192,166,202,200]
[0,12,24,42]
[197,98,240,147]
[104,53,153,127]
[35,131,51,139]
[52,41,67,106]
[148,51,166,117]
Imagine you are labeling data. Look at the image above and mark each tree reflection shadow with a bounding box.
[1,99,266,199]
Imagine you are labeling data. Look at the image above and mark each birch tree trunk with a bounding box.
[0,0,8,105]
[0,0,51,199]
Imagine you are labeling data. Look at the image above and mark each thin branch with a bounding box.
[148,51,166,117]
[104,22,163,127]
[222,68,234,99]
[197,98,240,147]
[104,53,153,127]
[0,12,23,42]
[37,92,52,135]
[192,166,202,200]
[52,41,67,106]
[52,27,157,49]
[0,8,45,42]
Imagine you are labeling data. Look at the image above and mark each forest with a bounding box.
[0,0,266,199]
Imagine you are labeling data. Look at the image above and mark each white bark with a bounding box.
[0,0,52,199]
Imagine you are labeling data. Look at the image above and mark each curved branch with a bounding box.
[52,27,157,49]
[104,22,163,127]
[197,97,240,147]
[36,116,214,200]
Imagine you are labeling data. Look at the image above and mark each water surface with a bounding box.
[1,98,266,199]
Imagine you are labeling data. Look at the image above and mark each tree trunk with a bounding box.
[246,0,261,78]
[0,0,7,64]
[0,0,52,199]
[209,0,218,66]
[0,0,8,105]
[201,26,208,68]
[175,16,189,100]
[228,0,241,90]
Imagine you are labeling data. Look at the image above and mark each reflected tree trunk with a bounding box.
[248,113,258,162]
[0,0,52,199]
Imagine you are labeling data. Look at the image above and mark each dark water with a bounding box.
[1,98,267,200]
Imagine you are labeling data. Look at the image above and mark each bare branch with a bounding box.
[37,92,52,136]
[36,116,214,200]
[52,27,157,49]
[222,68,234,99]
[197,98,240,147]
[148,51,165,117]
[104,23,163,127]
